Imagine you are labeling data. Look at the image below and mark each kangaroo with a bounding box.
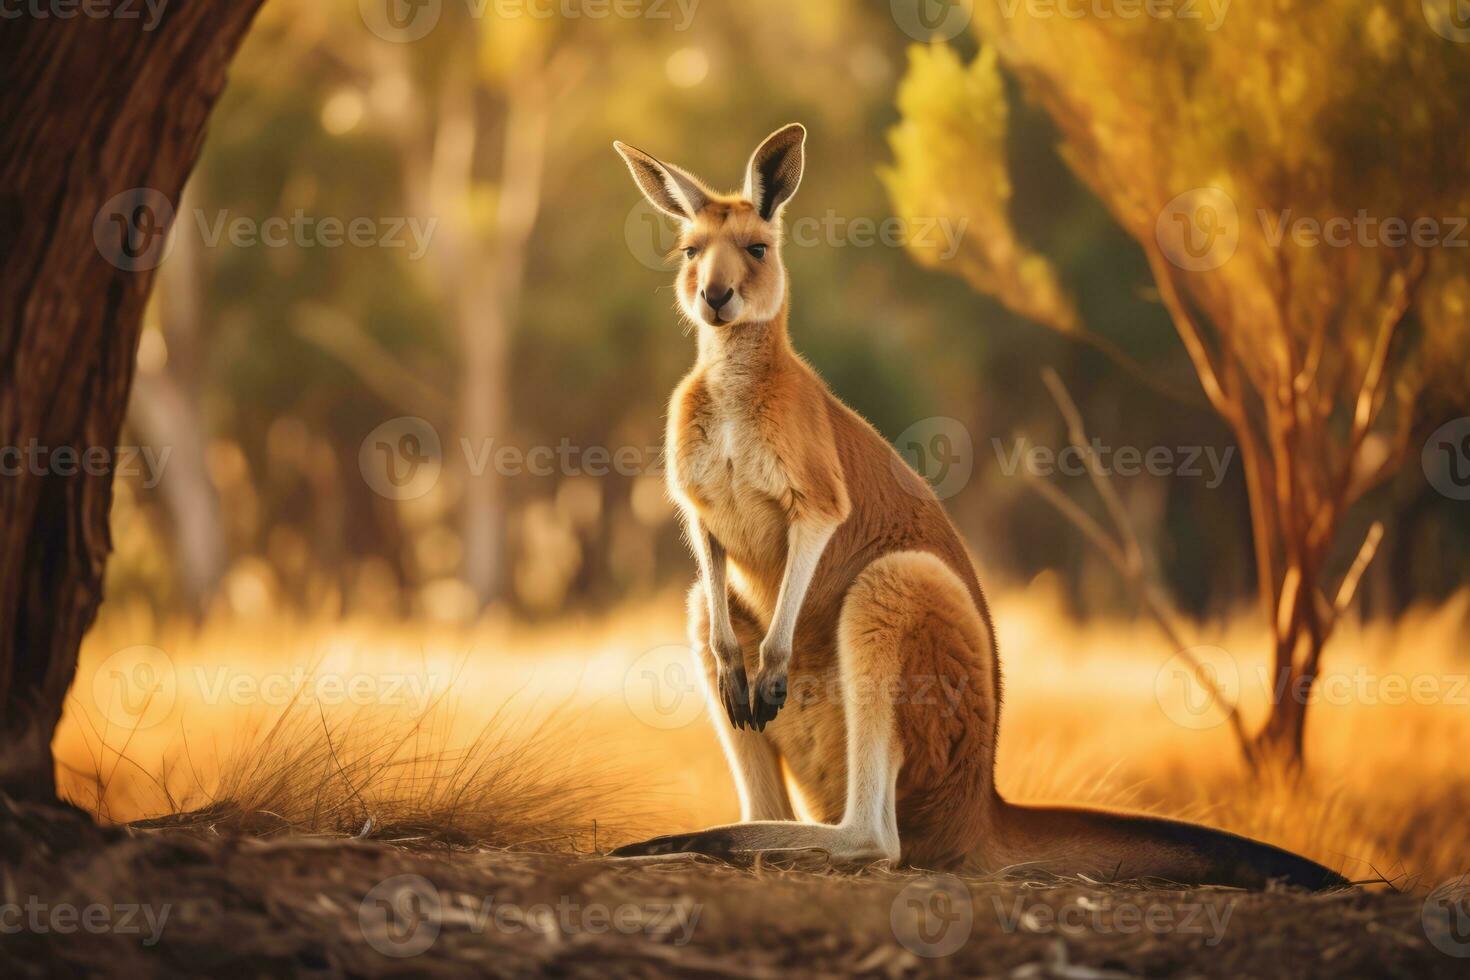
[609,124,1346,889]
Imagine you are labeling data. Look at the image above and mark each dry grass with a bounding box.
[101,702,638,851]
[989,584,1470,889]
[57,604,658,850]
[55,584,1470,888]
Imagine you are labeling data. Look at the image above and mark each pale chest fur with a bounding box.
[667,371,790,594]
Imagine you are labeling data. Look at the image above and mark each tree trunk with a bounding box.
[0,4,262,802]
[460,77,553,607]
[1249,661,1311,778]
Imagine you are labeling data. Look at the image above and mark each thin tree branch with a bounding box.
[1145,248,1236,422]
[1024,370,1257,767]
[1040,367,1142,572]
[1343,257,1425,491]
[293,305,453,418]
[1333,521,1385,618]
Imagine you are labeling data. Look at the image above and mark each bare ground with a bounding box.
[1,799,1461,978]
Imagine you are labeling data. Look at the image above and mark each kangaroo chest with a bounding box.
[670,376,790,588]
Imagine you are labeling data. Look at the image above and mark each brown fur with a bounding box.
[610,126,1346,890]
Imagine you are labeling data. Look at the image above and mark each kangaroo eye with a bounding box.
[684,247,699,260]
[747,244,767,259]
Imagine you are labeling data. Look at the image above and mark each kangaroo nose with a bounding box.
[702,285,734,311]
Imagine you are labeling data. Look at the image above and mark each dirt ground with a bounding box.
[2,799,1464,978]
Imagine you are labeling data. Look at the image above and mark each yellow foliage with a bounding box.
[884,1,1470,759]
[881,44,1079,334]
[950,0,1470,401]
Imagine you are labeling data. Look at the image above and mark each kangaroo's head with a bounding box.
[615,123,805,329]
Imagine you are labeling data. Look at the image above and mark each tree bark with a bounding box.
[0,3,263,801]
[1248,650,1311,775]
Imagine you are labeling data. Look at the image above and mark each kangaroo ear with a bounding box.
[744,123,805,221]
[613,141,711,221]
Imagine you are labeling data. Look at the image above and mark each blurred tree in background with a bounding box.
[884,0,1470,770]
[108,0,1468,691]
[114,0,974,623]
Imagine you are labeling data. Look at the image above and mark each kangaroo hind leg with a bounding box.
[610,576,907,865]
[688,582,795,822]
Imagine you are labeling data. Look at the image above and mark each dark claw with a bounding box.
[609,830,735,858]
[751,672,787,731]
[719,664,753,730]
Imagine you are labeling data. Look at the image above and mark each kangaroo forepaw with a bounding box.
[717,664,753,730]
[750,667,787,731]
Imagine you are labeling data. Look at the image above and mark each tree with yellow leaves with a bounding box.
[884,2,1470,773]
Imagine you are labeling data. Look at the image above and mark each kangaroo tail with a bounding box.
[987,800,1347,890]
